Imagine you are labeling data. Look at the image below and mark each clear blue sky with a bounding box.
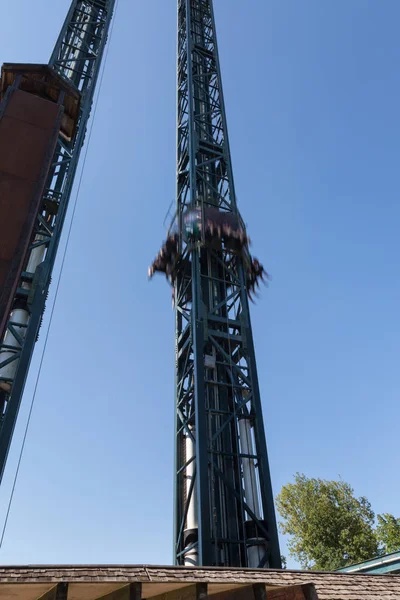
[1,0,399,569]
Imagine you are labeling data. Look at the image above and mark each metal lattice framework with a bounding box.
[174,0,281,568]
[0,0,116,482]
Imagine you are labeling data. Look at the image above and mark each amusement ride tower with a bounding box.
[149,0,281,569]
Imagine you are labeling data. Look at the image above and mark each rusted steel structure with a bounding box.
[0,65,80,344]
[0,80,62,342]
[0,0,116,483]
[150,0,281,568]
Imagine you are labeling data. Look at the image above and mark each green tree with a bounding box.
[276,473,379,571]
[376,513,400,554]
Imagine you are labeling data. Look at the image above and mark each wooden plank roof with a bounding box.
[0,565,399,600]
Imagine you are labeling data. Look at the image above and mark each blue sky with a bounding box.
[0,0,399,569]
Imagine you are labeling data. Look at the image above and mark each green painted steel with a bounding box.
[173,0,281,568]
[0,0,116,483]
[337,551,400,575]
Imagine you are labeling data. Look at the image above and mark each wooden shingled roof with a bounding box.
[0,565,399,600]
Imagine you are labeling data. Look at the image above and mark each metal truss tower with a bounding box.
[0,0,116,483]
[172,0,281,568]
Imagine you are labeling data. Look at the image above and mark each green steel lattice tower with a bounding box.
[173,0,281,568]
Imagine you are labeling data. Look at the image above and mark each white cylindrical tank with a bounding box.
[25,238,46,277]
[184,427,198,566]
[247,541,265,568]
[0,235,46,391]
[239,416,268,568]
[185,429,198,531]
[0,308,29,390]
[239,417,260,517]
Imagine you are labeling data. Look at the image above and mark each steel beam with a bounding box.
[92,583,142,600]
[149,584,208,600]
[40,584,69,600]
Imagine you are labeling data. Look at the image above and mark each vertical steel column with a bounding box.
[174,0,281,568]
[0,0,116,483]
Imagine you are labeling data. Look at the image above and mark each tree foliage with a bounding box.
[276,473,379,571]
[376,513,400,554]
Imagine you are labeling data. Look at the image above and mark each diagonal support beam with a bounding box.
[40,583,69,600]
[149,584,208,600]
[92,583,142,600]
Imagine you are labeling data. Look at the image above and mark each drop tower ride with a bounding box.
[150,0,281,569]
[0,0,116,483]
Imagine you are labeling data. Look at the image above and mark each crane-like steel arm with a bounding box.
[0,0,116,484]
